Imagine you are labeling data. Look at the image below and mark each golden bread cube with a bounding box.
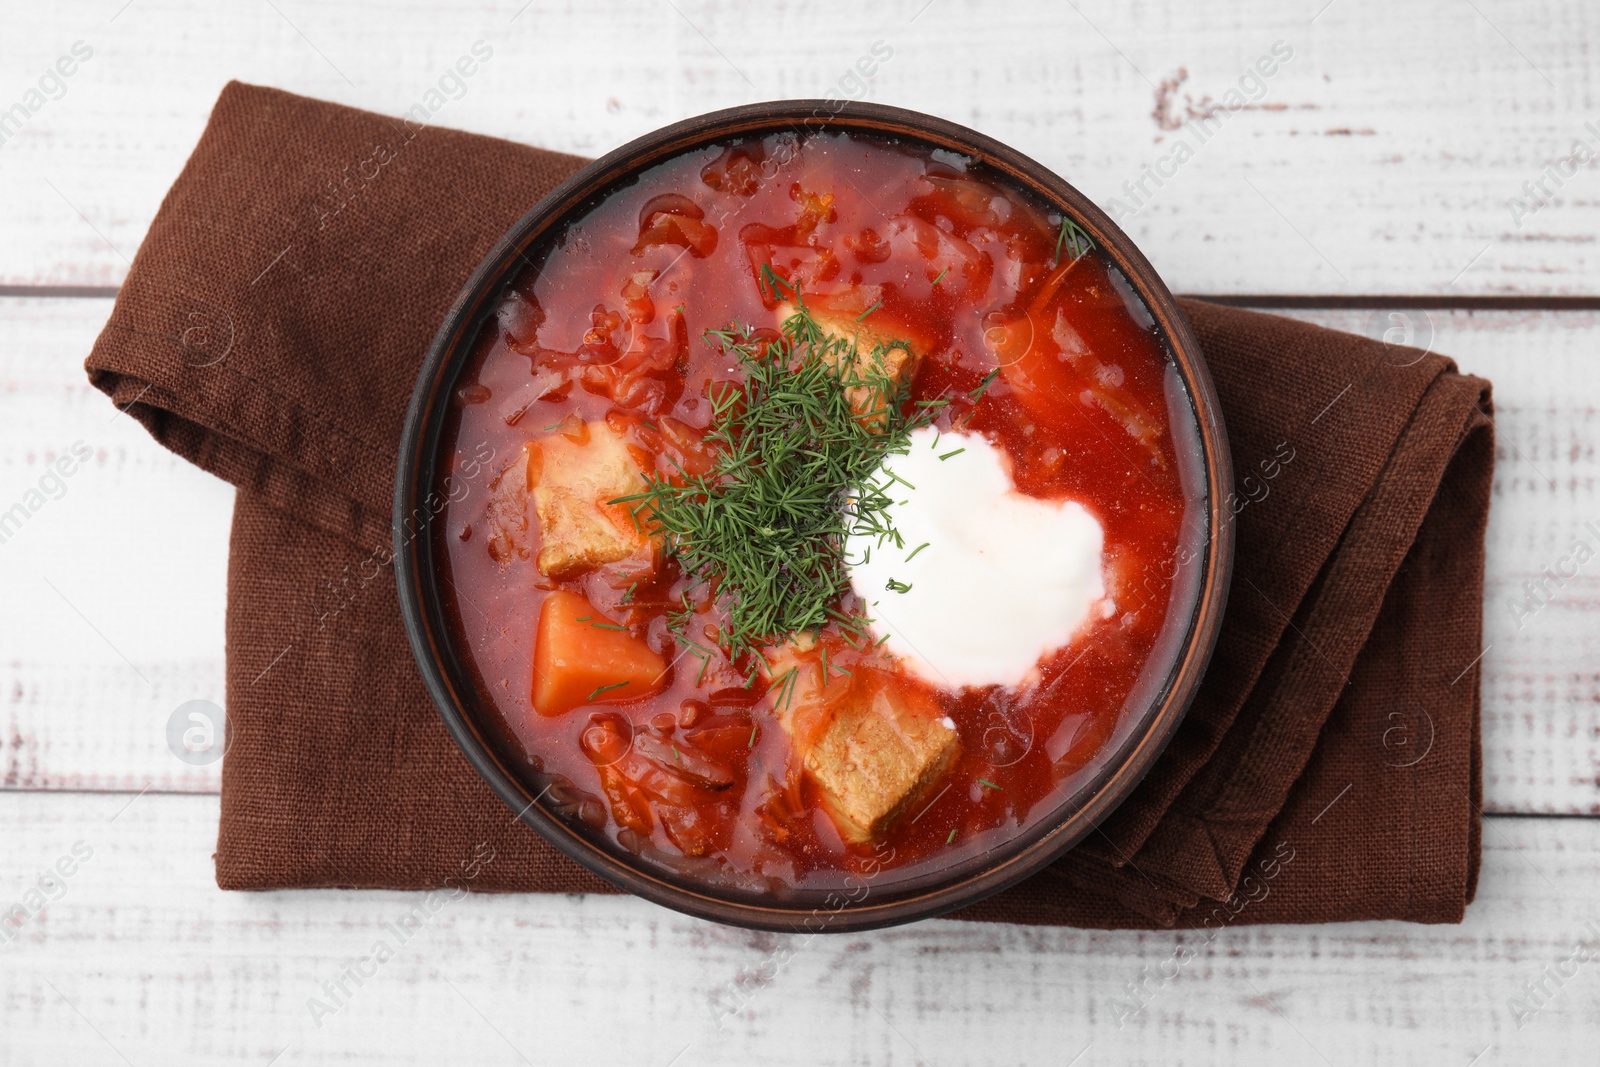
[765,640,959,843]
[530,421,651,577]
[776,299,919,425]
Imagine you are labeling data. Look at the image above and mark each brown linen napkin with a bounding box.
[85,82,1493,928]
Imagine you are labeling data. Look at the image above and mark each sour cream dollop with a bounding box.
[847,427,1105,689]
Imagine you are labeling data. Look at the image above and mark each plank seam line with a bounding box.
[0,786,221,798]
[0,285,122,298]
[1188,294,1600,311]
[8,286,1600,311]
[0,787,1592,821]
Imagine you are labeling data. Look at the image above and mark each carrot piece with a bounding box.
[532,590,667,717]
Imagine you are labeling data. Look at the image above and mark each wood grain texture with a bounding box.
[5,297,1597,813]
[1276,307,1600,817]
[3,0,1598,294]
[1,792,1596,1066]
[0,295,231,793]
[4,3,1599,1059]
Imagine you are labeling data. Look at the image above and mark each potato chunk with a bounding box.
[530,421,650,577]
[534,590,666,717]
[766,641,959,843]
[776,296,922,425]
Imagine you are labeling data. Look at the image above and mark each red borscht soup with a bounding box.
[434,129,1205,895]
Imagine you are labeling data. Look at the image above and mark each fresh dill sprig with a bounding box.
[616,301,943,665]
[1052,216,1095,267]
[771,666,800,710]
[676,637,713,685]
[757,262,793,303]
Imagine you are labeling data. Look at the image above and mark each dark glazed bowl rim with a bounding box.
[395,99,1234,933]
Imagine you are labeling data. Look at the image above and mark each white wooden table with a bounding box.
[4,1,1598,1063]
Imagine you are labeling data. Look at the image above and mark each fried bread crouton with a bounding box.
[529,421,651,578]
[766,639,959,843]
[775,296,922,425]
[804,679,959,843]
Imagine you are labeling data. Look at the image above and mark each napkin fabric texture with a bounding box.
[85,83,1494,928]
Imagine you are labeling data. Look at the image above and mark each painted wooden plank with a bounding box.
[3,295,1599,811]
[0,295,232,793]
[1,792,1596,1065]
[3,0,1598,294]
[1278,307,1600,817]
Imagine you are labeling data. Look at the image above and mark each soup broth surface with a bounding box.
[437,130,1202,893]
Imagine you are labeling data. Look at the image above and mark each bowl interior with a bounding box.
[394,100,1234,932]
